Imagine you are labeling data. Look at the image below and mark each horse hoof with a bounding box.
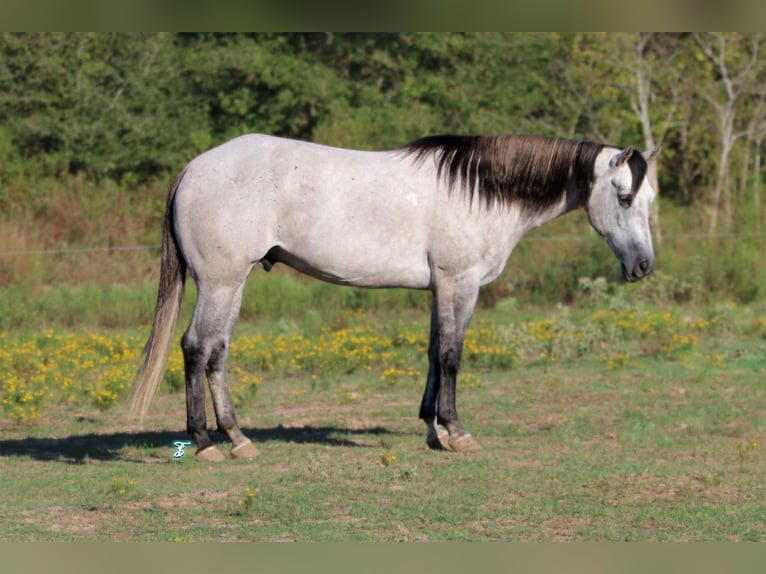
[426,423,453,451]
[449,433,481,452]
[231,440,261,460]
[195,445,226,462]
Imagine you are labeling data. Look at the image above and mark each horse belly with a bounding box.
[273,220,433,289]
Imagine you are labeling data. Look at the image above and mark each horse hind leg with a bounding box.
[181,315,223,462]
[206,341,260,460]
[183,280,258,462]
[207,281,260,460]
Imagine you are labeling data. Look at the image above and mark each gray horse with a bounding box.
[130,134,660,462]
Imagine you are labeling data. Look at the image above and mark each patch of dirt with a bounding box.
[331,505,364,526]
[273,532,296,542]
[539,515,596,541]
[44,505,104,537]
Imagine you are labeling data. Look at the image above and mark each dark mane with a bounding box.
[402,135,607,212]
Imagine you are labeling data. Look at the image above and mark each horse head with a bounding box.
[586,145,661,282]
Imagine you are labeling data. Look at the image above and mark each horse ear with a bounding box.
[642,146,662,164]
[609,146,634,168]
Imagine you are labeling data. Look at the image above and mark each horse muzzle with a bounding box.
[621,257,654,282]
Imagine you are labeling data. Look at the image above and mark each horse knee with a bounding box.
[440,347,461,377]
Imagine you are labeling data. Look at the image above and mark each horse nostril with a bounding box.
[637,259,652,276]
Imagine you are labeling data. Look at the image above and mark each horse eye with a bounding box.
[618,194,633,208]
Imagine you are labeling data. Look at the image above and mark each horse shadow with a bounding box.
[0,424,397,464]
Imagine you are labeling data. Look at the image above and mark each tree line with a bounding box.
[2,32,765,235]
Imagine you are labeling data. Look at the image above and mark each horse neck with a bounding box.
[516,183,586,235]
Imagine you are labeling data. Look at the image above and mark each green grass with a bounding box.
[1,300,765,541]
[0,269,432,332]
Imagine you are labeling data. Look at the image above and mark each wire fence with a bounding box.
[0,245,162,257]
[2,231,765,259]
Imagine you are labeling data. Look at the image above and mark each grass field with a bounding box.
[1,298,765,541]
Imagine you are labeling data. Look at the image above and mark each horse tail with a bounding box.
[129,168,188,420]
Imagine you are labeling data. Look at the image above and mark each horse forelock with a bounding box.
[402,135,605,212]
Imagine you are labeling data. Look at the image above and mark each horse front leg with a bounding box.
[435,337,481,452]
[421,278,482,452]
[420,297,451,450]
